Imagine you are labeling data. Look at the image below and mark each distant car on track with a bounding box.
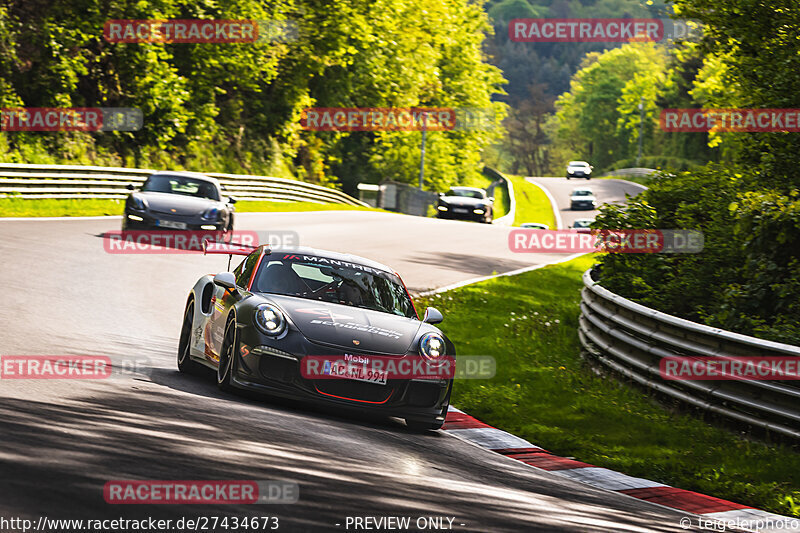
[566,161,593,180]
[436,186,494,223]
[570,188,597,210]
[178,243,454,431]
[520,222,549,230]
[123,171,236,232]
[570,218,595,233]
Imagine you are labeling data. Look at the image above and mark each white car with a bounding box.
[566,161,593,179]
[570,218,595,233]
[570,188,597,210]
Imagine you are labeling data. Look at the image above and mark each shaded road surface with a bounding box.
[0,211,698,532]
[528,177,646,229]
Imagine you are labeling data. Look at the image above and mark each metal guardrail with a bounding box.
[579,268,800,440]
[601,167,656,178]
[0,163,368,206]
[491,173,515,226]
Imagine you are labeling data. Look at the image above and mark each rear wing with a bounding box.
[202,240,259,256]
[203,240,265,271]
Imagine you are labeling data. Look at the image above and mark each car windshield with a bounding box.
[141,175,219,200]
[568,162,588,167]
[573,220,593,228]
[572,190,593,196]
[447,189,484,199]
[252,258,416,318]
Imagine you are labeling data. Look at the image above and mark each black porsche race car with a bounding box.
[177,243,454,431]
[123,171,236,232]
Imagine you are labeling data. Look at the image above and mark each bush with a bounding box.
[594,164,800,345]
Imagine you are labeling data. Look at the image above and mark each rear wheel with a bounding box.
[178,301,201,373]
[217,316,238,392]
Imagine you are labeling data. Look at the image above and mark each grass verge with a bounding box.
[0,198,379,217]
[507,174,556,228]
[414,255,800,517]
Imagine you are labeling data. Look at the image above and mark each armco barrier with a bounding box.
[579,268,800,440]
[601,167,656,178]
[0,163,367,206]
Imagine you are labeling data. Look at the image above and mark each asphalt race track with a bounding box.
[0,209,700,532]
[527,177,647,229]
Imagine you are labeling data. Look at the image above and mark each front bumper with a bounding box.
[123,209,226,231]
[570,201,596,210]
[231,328,452,424]
[436,207,487,222]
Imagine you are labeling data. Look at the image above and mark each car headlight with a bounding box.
[419,332,445,362]
[437,205,448,211]
[254,303,286,336]
[473,208,485,214]
[202,207,220,220]
[127,195,146,210]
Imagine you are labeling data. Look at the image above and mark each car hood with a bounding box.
[137,192,218,216]
[267,295,424,355]
[440,196,487,207]
[571,195,596,201]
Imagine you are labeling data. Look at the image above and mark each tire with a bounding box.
[483,213,493,224]
[217,315,238,392]
[566,176,571,180]
[178,300,201,374]
[405,419,443,432]
[226,215,234,239]
[586,177,591,180]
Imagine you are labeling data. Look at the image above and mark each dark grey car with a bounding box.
[122,171,236,231]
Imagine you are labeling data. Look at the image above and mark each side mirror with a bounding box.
[422,307,443,325]
[126,183,135,191]
[213,272,237,291]
[227,196,237,204]
[488,196,495,203]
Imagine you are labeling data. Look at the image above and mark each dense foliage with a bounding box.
[0,0,505,194]
[595,0,800,344]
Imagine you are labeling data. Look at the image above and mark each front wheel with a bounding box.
[217,316,238,392]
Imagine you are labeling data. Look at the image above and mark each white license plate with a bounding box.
[326,362,387,385]
[453,208,468,214]
[157,220,187,229]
